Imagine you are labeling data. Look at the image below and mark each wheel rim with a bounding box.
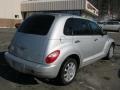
[63,62,76,82]
[109,46,114,58]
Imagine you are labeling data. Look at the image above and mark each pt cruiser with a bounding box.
[5,13,115,85]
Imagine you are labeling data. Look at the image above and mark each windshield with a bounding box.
[18,15,55,35]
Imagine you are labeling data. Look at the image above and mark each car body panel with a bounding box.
[9,32,48,64]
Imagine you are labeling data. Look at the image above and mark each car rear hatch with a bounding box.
[9,15,55,64]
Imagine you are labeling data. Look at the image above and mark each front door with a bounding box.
[89,21,108,57]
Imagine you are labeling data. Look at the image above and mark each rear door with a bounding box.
[67,18,95,61]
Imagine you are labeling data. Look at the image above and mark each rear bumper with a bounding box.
[5,52,59,79]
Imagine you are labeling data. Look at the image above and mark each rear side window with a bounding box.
[18,15,55,35]
[64,18,91,35]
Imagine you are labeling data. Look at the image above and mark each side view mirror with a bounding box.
[99,27,107,35]
[15,23,21,29]
[102,31,107,35]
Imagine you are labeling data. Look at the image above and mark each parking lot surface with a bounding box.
[0,28,120,90]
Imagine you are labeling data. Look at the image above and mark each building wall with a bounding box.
[0,0,23,28]
[0,19,21,28]
[21,0,98,20]
[21,0,85,12]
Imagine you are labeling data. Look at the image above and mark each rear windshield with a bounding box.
[18,15,55,35]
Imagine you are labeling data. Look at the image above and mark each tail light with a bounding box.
[45,50,60,64]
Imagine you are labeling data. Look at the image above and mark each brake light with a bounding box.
[45,50,60,64]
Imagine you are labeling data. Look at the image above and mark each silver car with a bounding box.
[98,21,120,32]
[5,13,115,85]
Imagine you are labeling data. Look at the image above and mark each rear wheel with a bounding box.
[57,58,78,85]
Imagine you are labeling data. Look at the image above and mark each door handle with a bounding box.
[75,40,80,43]
[94,38,98,41]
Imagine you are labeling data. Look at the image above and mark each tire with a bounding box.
[118,69,120,78]
[57,58,78,85]
[118,28,120,32]
[117,29,120,32]
[105,45,114,60]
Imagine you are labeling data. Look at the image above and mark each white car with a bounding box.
[98,21,120,32]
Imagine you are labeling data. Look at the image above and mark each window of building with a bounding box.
[15,15,19,18]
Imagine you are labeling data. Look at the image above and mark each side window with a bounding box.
[73,19,91,35]
[64,18,91,35]
[113,22,119,25]
[89,21,102,35]
[64,18,73,35]
[107,22,113,25]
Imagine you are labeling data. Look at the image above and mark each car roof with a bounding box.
[30,13,95,23]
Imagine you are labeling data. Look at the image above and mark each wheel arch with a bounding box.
[56,54,81,84]
[60,54,81,71]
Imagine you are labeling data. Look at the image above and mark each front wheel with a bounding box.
[106,45,114,60]
[118,28,120,32]
[57,58,78,85]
